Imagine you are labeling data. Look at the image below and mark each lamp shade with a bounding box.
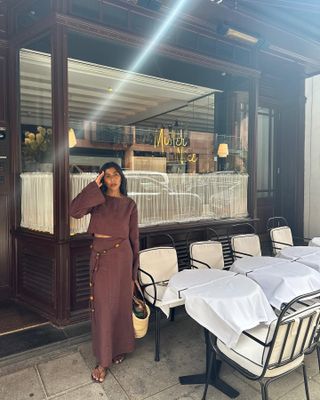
[68,128,77,148]
[217,143,229,158]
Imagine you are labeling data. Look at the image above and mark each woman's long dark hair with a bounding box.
[99,162,127,196]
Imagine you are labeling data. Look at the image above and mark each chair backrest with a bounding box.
[231,234,261,259]
[189,241,224,269]
[270,226,293,255]
[265,292,320,372]
[138,247,178,286]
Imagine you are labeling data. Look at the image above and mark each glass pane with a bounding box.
[257,106,275,197]
[67,33,249,232]
[71,0,100,22]
[19,35,53,233]
[16,0,51,32]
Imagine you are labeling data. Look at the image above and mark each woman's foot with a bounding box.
[91,365,107,383]
[112,354,125,364]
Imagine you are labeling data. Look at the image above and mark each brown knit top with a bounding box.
[70,181,139,279]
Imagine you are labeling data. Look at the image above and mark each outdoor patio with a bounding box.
[0,311,319,400]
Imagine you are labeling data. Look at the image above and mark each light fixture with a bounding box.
[68,128,77,148]
[217,143,229,158]
[219,25,260,45]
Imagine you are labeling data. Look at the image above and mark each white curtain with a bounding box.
[20,172,248,234]
[20,172,54,234]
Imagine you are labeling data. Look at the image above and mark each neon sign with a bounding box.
[154,128,197,164]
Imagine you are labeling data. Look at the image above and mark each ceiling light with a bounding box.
[219,25,260,45]
[68,128,77,148]
[217,143,229,158]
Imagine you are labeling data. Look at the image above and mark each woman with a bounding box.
[70,162,139,383]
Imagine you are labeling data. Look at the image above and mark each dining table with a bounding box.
[159,268,276,398]
[309,237,320,247]
[230,255,320,309]
[277,245,320,273]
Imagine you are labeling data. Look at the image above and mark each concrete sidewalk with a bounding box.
[0,313,319,400]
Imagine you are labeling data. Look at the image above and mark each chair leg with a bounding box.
[260,381,269,400]
[170,307,175,322]
[155,308,161,362]
[302,362,311,400]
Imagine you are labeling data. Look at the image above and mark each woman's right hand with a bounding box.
[95,171,104,188]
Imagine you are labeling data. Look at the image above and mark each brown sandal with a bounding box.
[91,365,107,383]
[112,354,125,364]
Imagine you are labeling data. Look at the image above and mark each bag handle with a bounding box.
[133,280,146,303]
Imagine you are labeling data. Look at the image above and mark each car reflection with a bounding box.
[124,171,202,224]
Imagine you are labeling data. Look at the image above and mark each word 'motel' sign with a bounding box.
[154,128,197,164]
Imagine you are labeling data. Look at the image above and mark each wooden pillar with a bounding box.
[52,23,70,324]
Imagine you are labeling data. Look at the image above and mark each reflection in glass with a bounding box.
[67,57,249,231]
[20,49,53,172]
[19,41,53,233]
[257,107,275,198]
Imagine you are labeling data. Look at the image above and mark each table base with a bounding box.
[179,360,239,398]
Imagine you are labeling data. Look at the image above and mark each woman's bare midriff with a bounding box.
[94,233,112,238]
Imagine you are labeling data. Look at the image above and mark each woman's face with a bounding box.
[103,167,122,192]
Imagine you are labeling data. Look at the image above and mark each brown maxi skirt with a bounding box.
[90,237,135,368]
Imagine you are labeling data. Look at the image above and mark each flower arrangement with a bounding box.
[23,126,53,163]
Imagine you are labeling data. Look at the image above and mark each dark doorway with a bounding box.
[256,104,280,235]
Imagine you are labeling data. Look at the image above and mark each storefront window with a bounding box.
[19,35,53,233]
[67,33,250,233]
[18,30,250,234]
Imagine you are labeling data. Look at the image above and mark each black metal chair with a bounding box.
[138,234,182,361]
[228,222,262,260]
[202,290,320,400]
[186,228,224,270]
[267,217,294,255]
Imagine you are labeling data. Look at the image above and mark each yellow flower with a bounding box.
[38,127,46,135]
[36,133,44,144]
[24,138,31,144]
[28,133,36,140]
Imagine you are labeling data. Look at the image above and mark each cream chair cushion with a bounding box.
[270,226,293,255]
[190,241,224,269]
[231,234,261,258]
[139,247,180,307]
[217,301,320,377]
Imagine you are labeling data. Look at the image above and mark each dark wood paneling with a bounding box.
[17,236,56,315]
[70,241,90,311]
[52,24,70,323]
[0,55,7,122]
[0,38,9,301]
[277,77,305,237]
[0,193,9,300]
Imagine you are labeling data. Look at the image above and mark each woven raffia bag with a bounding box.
[132,283,150,339]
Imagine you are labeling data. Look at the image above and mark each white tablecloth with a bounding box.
[183,275,276,348]
[246,261,320,309]
[230,256,287,274]
[309,237,320,247]
[277,246,320,273]
[277,246,320,261]
[160,269,235,316]
[160,269,275,347]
